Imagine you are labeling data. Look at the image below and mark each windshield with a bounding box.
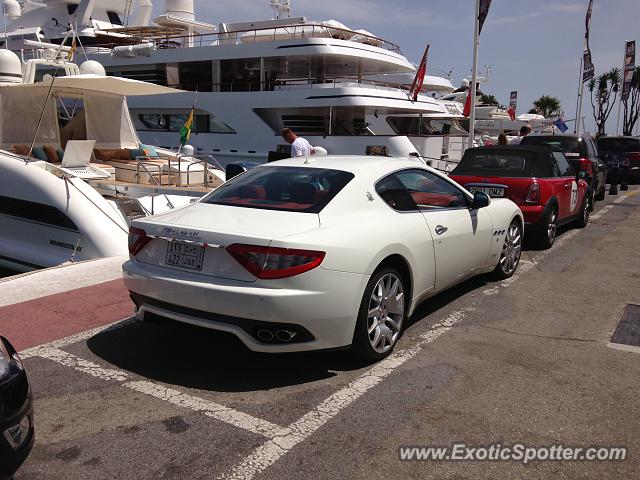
[453,152,529,177]
[202,166,354,213]
[522,136,587,157]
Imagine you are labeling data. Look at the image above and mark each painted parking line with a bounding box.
[218,309,472,480]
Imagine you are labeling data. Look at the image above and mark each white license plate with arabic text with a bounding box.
[165,241,205,271]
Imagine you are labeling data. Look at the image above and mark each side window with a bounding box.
[553,152,575,177]
[395,169,469,209]
[375,174,418,212]
[585,138,596,157]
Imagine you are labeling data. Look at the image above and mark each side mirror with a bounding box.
[577,170,587,182]
[471,191,490,209]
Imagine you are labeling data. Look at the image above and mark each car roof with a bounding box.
[262,155,434,177]
[526,133,590,139]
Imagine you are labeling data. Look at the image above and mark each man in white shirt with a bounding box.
[282,128,315,157]
[510,125,532,145]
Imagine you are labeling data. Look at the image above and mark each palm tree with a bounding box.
[623,66,640,136]
[589,68,621,136]
[530,95,562,118]
[480,94,499,106]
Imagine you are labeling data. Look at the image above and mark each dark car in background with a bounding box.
[451,146,590,249]
[0,336,34,480]
[521,133,607,207]
[596,136,640,184]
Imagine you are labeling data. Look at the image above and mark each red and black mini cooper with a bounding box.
[450,145,590,249]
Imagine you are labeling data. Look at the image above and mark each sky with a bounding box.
[152,0,639,134]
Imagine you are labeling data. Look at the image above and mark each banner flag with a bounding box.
[622,41,636,101]
[478,0,492,35]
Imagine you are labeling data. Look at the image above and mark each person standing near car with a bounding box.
[282,128,315,157]
[510,125,532,145]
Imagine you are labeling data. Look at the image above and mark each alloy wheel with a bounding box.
[547,210,558,245]
[499,223,522,276]
[366,273,404,354]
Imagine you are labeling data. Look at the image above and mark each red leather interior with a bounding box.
[411,192,458,207]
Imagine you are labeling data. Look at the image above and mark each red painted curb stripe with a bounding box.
[0,279,132,351]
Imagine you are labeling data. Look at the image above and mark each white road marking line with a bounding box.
[126,381,284,439]
[37,347,129,382]
[30,329,287,439]
[592,190,637,220]
[606,342,640,355]
[20,317,135,359]
[218,309,471,480]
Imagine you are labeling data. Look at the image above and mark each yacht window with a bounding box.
[106,11,123,26]
[133,113,236,134]
[107,66,167,85]
[179,61,213,92]
[0,195,78,231]
[220,58,261,92]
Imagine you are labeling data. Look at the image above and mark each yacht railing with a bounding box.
[89,23,402,55]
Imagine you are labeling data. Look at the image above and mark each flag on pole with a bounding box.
[180,110,194,146]
[478,0,493,35]
[508,91,518,121]
[410,45,430,102]
[582,0,595,83]
[463,90,472,118]
[554,118,569,133]
[622,41,636,101]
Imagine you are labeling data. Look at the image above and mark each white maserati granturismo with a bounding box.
[123,156,523,360]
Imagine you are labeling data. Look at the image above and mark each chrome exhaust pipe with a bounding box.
[257,329,274,342]
[275,330,297,342]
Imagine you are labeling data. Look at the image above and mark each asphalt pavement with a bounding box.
[12,187,640,480]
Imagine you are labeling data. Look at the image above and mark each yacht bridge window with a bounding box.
[132,111,236,134]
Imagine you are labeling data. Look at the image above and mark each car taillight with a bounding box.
[227,244,325,279]
[578,158,593,176]
[525,182,540,204]
[628,152,640,162]
[128,226,151,255]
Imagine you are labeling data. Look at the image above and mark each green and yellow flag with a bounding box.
[180,110,194,146]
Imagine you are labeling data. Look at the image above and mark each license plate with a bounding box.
[468,186,505,198]
[165,241,205,271]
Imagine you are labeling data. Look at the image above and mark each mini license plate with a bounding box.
[165,241,205,271]
[468,186,505,198]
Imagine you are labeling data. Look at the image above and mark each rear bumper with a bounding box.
[122,260,369,353]
[519,204,547,230]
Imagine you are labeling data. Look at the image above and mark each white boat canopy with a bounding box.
[8,74,183,96]
[0,76,180,150]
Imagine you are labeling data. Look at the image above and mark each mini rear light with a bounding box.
[128,226,151,255]
[525,182,540,204]
[227,244,326,279]
[628,153,640,162]
[578,158,593,176]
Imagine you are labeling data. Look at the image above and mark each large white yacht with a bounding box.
[0,39,225,272]
[2,0,472,171]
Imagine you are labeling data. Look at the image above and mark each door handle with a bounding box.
[435,225,448,235]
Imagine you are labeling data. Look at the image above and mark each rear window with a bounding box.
[597,138,640,152]
[522,136,587,157]
[453,152,529,177]
[202,166,354,213]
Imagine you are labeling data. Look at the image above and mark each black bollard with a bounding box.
[609,164,619,195]
[620,163,629,191]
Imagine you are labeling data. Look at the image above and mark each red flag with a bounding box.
[410,45,430,101]
[507,106,516,121]
[463,90,472,117]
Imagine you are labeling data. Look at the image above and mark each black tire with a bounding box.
[594,182,605,201]
[492,220,522,280]
[574,194,590,228]
[534,205,558,250]
[352,267,407,362]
